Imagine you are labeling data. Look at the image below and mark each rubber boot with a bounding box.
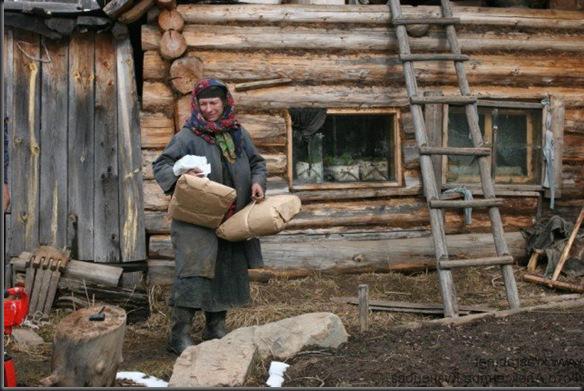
[167,307,196,355]
[202,311,227,341]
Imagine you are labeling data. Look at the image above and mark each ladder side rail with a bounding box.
[440,0,520,309]
[389,0,458,317]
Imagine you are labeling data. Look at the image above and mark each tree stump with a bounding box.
[40,305,127,387]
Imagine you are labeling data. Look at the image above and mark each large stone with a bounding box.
[254,312,349,360]
[11,328,45,347]
[168,312,348,387]
[168,327,258,387]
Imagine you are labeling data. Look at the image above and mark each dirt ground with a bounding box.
[7,264,583,387]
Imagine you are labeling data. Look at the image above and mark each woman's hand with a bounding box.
[185,168,205,178]
[251,183,264,202]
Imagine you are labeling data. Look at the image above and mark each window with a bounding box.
[444,105,542,186]
[289,108,401,189]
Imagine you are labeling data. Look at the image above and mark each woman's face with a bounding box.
[199,97,224,122]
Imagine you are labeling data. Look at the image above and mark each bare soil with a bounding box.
[7,265,584,387]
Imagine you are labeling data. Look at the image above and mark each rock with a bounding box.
[254,312,349,360]
[168,312,348,387]
[12,328,45,347]
[169,327,258,387]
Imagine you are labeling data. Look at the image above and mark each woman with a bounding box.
[153,79,267,355]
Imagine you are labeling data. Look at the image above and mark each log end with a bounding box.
[160,30,187,60]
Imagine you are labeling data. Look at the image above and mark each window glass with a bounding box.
[447,109,485,183]
[292,111,396,185]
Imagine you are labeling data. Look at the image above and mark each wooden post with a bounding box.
[358,284,369,332]
[40,306,127,387]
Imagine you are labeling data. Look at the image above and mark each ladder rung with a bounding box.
[400,54,470,62]
[410,95,477,105]
[393,17,460,25]
[429,198,504,209]
[419,147,491,156]
[439,255,514,269]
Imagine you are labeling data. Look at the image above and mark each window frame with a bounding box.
[441,100,545,190]
[287,107,402,191]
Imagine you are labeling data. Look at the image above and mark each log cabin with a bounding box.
[3,0,584,289]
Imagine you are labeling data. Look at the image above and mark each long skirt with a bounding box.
[170,239,251,311]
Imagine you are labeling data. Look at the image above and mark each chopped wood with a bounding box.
[118,0,155,24]
[169,56,203,94]
[234,78,293,92]
[159,30,187,60]
[158,9,184,32]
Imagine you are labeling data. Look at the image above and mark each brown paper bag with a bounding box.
[216,195,302,241]
[168,175,237,229]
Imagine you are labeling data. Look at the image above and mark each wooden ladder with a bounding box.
[389,0,520,317]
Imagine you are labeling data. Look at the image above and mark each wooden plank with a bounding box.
[148,231,528,270]
[94,33,121,263]
[67,31,95,261]
[39,38,68,250]
[116,33,147,262]
[358,284,368,332]
[424,91,443,188]
[9,29,41,257]
[551,207,584,281]
[549,96,565,199]
[4,30,14,257]
[333,297,492,313]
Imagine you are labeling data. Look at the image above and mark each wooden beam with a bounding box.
[11,252,122,287]
[176,4,584,30]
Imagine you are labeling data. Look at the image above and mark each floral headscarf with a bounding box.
[185,79,241,164]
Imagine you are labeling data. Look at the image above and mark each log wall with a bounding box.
[140,4,584,270]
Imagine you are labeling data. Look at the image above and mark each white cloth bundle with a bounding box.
[173,155,211,177]
[216,195,301,241]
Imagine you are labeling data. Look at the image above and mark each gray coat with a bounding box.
[152,127,267,279]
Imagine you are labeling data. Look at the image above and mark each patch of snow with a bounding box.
[117,371,168,387]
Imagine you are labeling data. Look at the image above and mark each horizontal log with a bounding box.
[143,179,170,211]
[141,124,173,149]
[148,231,528,271]
[177,4,584,30]
[141,148,163,180]
[564,133,584,160]
[146,259,437,285]
[11,252,122,287]
[565,109,584,134]
[140,110,174,129]
[186,50,584,87]
[143,24,584,53]
[234,78,293,92]
[142,81,175,114]
[238,113,287,147]
[264,153,287,176]
[144,196,536,234]
[143,50,170,81]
